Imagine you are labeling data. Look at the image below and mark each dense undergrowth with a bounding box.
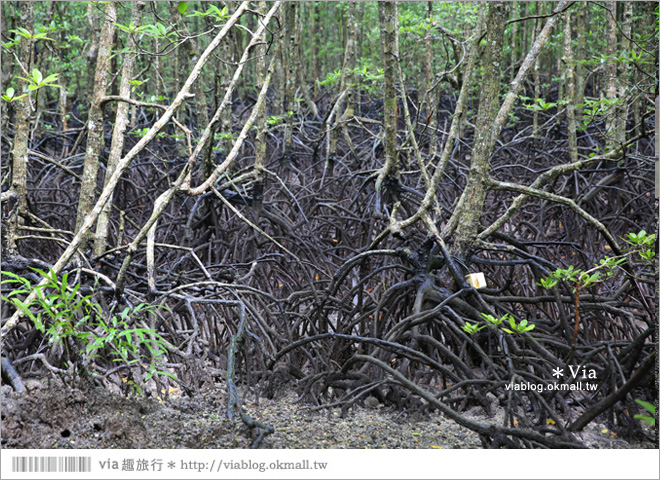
[2,74,656,449]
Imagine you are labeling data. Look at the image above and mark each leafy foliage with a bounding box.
[501,316,535,335]
[16,68,62,92]
[1,269,175,395]
[461,322,485,335]
[633,399,656,426]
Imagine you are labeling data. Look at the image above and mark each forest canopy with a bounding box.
[0,1,657,449]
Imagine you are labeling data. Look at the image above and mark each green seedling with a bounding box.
[2,87,28,103]
[461,322,485,335]
[481,312,511,327]
[17,68,62,92]
[501,316,535,335]
[633,399,656,426]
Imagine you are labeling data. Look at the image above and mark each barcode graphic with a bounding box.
[11,456,92,473]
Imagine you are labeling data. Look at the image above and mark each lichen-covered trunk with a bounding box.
[282,2,297,163]
[377,1,400,192]
[452,2,507,258]
[253,1,269,217]
[604,1,618,150]
[563,9,578,164]
[5,1,33,255]
[85,3,100,105]
[449,1,566,258]
[74,2,116,247]
[94,1,145,257]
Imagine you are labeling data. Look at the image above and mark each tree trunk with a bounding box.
[253,0,268,218]
[94,1,145,257]
[423,1,437,159]
[282,2,297,163]
[74,2,116,249]
[452,2,507,258]
[345,1,358,113]
[574,1,587,119]
[563,8,578,165]
[531,4,542,141]
[615,2,633,148]
[169,2,212,176]
[5,1,34,255]
[509,1,517,84]
[375,1,400,200]
[604,1,618,149]
[451,1,567,258]
[85,3,101,105]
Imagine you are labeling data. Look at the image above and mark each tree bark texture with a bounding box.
[452,2,507,258]
[93,1,145,257]
[74,1,117,246]
[5,1,34,255]
[376,1,400,198]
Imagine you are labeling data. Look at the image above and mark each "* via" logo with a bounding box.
[552,365,597,380]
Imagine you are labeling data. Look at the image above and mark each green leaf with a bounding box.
[177,1,188,14]
[42,73,60,84]
[634,399,655,415]
[12,298,44,331]
[151,370,178,382]
[634,414,655,426]
[32,68,43,84]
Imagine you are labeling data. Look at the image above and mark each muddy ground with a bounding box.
[1,376,654,450]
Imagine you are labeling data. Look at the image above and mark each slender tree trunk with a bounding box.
[282,2,296,163]
[85,3,101,104]
[294,11,318,118]
[74,2,116,248]
[615,2,633,147]
[1,7,12,133]
[532,5,542,141]
[31,2,54,141]
[169,2,212,176]
[574,1,587,119]
[452,2,507,258]
[509,1,517,84]
[375,1,400,200]
[422,1,434,143]
[5,1,34,256]
[218,1,238,172]
[326,0,358,171]
[451,1,567,257]
[311,2,319,99]
[520,1,529,54]
[604,1,618,149]
[345,1,358,112]
[253,0,268,219]
[564,8,578,165]
[356,1,365,113]
[94,1,145,257]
